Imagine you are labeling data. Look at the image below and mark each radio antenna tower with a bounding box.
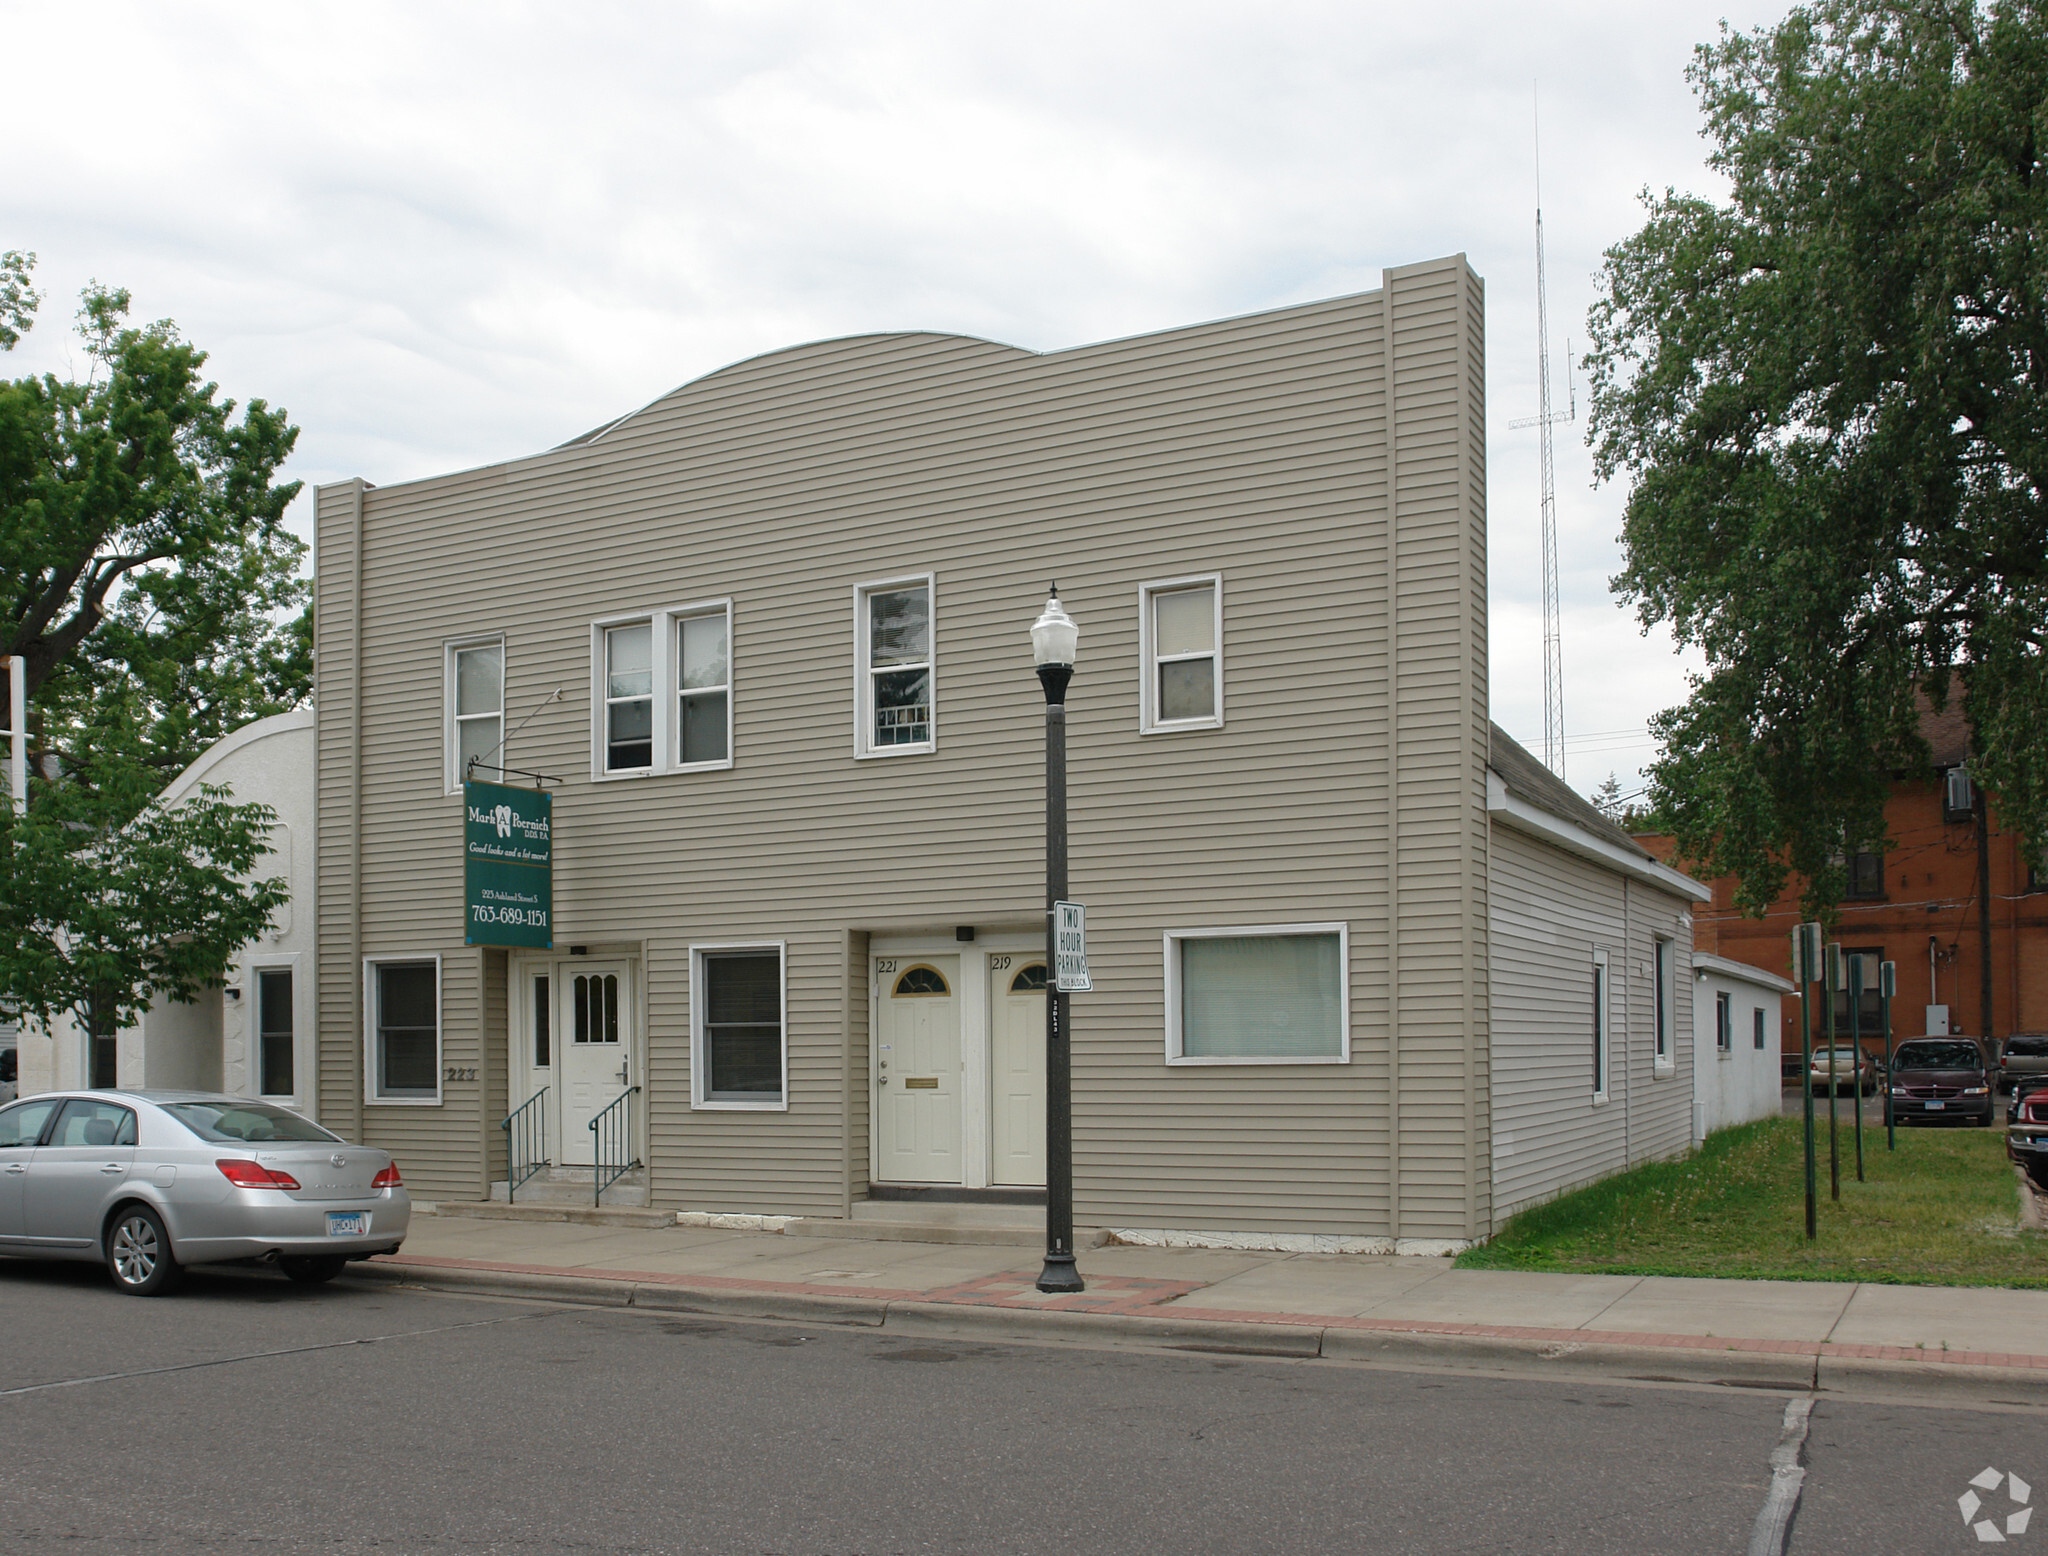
[1508,89,1574,777]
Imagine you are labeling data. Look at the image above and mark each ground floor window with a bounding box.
[1165,924,1347,1064]
[692,944,786,1108]
[1753,1007,1767,1050]
[1592,950,1609,1100]
[368,957,440,1102]
[1715,990,1733,1053]
[257,967,294,1096]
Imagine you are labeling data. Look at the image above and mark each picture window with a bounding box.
[1165,925,1347,1064]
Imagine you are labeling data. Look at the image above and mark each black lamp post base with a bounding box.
[1036,1251,1085,1294]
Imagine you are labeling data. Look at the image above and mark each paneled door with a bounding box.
[559,963,633,1167]
[989,958,1047,1187]
[875,956,961,1184]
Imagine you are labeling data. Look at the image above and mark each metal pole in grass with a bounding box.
[1850,953,1866,1184]
[1826,941,1843,1203]
[1881,959,1898,1152]
[1795,922,1821,1241]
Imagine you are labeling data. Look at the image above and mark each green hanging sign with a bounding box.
[464,779,552,948]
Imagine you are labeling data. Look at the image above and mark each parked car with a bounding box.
[1886,1038,1996,1127]
[1807,1045,1877,1095]
[2007,1089,2048,1192]
[1998,1033,2048,1096]
[0,1045,15,1106]
[0,1090,409,1296]
[2008,1074,2048,1124]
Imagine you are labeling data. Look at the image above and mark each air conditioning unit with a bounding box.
[1944,766,1975,823]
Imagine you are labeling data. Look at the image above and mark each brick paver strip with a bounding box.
[370,1252,2048,1370]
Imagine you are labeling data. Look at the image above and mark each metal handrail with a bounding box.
[590,1085,641,1206]
[501,1086,548,1203]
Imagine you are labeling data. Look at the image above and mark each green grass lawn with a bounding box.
[1457,1113,2048,1287]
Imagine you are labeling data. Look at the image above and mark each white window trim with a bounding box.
[1138,574,1225,734]
[1716,989,1734,1058]
[444,634,505,794]
[362,953,443,1107]
[589,599,735,781]
[1652,936,1675,1075]
[1163,921,1349,1066]
[1592,947,1610,1104]
[690,940,789,1111]
[244,952,307,1106]
[853,572,937,760]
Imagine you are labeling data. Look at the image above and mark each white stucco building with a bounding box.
[21,708,316,1115]
[1690,952,1791,1142]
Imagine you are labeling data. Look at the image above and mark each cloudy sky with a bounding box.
[7,0,1796,799]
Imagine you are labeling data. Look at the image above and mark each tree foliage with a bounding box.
[0,774,288,1036]
[1588,0,2048,917]
[1,257,309,788]
[0,257,302,1030]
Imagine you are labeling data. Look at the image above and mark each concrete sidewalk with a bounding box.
[349,1209,2048,1405]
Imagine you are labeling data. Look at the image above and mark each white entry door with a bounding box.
[559,963,633,1167]
[875,956,961,1184]
[989,957,1047,1187]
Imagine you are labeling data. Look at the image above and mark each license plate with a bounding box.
[326,1212,369,1237]
[1925,1100,1945,1111]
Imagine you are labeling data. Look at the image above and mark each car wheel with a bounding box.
[279,1255,347,1285]
[105,1205,181,1297]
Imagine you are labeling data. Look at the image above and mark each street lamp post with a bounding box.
[1794,921,1820,1241]
[1031,587,1086,1296]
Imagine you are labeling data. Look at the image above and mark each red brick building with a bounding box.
[1635,699,2047,1069]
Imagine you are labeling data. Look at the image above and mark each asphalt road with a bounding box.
[0,1259,2041,1555]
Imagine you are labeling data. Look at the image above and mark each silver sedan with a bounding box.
[0,1090,410,1296]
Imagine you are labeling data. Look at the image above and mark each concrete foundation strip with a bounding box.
[347,1258,2048,1403]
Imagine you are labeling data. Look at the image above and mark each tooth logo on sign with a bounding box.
[1959,1467,2032,1543]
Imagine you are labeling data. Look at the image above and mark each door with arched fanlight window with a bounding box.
[875,956,961,1183]
[559,963,634,1166]
[990,960,1048,1186]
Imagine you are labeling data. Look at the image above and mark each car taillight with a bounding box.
[372,1162,403,1189]
[216,1159,301,1190]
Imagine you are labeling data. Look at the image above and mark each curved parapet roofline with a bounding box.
[554,330,1041,451]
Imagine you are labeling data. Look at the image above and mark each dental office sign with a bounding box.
[464,779,552,949]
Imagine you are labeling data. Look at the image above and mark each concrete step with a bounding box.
[428,1200,675,1230]
[489,1170,650,1209]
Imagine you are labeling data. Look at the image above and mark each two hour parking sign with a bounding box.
[1054,901,1092,992]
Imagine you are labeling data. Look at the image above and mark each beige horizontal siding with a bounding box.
[315,257,1498,1228]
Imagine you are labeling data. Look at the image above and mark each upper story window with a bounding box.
[1944,765,1975,823]
[1845,848,1885,899]
[592,602,735,779]
[446,638,503,790]
[856,576,934,757]
[1140,576,1223,733]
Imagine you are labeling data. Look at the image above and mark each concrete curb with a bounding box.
[347,1259,2048,1404]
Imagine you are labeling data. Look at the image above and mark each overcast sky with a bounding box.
[7,0,1797,799]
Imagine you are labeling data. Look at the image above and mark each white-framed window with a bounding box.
[1592,949,1610,1101]
[1164,923,1348,1064]
[445,636,504,791]
[1716,990,1733,1054]
[1139,575,1223,733]
[1753,1006,1768,1051]
[364,955,441,1105]
[854,574,934,757]
[590,600,735,779]
[690,941,787,1109]
[1653,936,1673,1069]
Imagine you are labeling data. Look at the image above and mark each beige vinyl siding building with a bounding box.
[315,253,1702,1247]
[1486,734,1708,1220]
